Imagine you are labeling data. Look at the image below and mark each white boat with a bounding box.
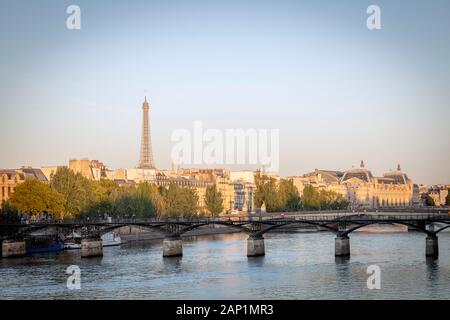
[102,232,122,247]
[63,242,82,250]
[63,232,121,250]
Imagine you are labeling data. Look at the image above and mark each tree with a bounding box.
[149,189,166,218]
[205,184,224,216]
[82,182,159,219]
[91,179,120,202]
[254,172,280,212]
[9,179,65,219]
[302,185,321,210]
[301,185,348,210]
[114,192,155,218]
[161,185,198,217]
[136,182,166,217]
[82,198,116,218]
[50,167,93,218]
[277,179,302,212]
[0,201,21,223]
[0,201,21,238]
[318,189,349,210]
[426,195,436,207]
[254,172,269,208]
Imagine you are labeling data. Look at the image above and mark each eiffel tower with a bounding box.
[138,97,155,169]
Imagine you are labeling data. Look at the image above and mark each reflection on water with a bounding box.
[0,232,449,299]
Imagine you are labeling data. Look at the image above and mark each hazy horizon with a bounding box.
[1,0,449,185]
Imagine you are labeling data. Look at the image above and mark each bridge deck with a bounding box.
[2,212,450,228]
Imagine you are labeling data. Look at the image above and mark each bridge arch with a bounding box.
[98,221,250,237]
[99,223,172,237]
[338,221,450,237]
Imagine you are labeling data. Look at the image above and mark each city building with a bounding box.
[289,161,420,209]
[69,159,108,180]
[105,168,127,181]
[289,169,344,196]
[40,166,64,181]
[228,171,255,213]
[0,168,48,205]
[426,187,449,206]
[125,168,157,183]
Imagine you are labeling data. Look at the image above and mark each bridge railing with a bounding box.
[2,212,449,227]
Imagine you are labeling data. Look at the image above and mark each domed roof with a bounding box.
[341,161,374,183]
[383,164,409,184]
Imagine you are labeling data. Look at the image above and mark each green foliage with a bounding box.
[254,172,280,212]
[81,182,158,219]
[0,201,21,223]
[160,184,199,217]
[426,195,436,207]
[137,182,166,217]
[318,189,349,210]
[50,167,93,218]
[254,172,268,208]
[301,185,349,210]
[50,171,200,219]
[205,184,224,216]
[7,167,208,220]
[114,192,155,218]
[302,185,321,210]
[255,173,302,212]
[9,179,65,219]
[277,180,302,211]
[91,179,121,202]
[82,199,116,218]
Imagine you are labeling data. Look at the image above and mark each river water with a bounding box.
[0,231,449,299]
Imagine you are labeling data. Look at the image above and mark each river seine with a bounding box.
[1,231,449,299]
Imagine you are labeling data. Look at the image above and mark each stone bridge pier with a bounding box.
[247,234,265,257]
[163,236,183,257]
[81,238,103,258]
[335,235,350,257]
[425,235,438,258]
[1,239,26,258]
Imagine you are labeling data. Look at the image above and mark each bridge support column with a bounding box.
[247,234,265,257]
[2,240,26,258]
[163,236,183,257]
[81,238,103,258]
[425,235,438,258]
[335,235,350,257]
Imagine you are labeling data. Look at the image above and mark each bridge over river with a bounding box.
[1,210,449,259]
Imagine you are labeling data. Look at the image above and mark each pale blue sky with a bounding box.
[0,0,449,184]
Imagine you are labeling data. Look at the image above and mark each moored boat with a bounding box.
[25,234,63,254]
[63,231,121,250]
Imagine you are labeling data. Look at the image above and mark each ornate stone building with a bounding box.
[289,161,420,209]
[338,162,418,208]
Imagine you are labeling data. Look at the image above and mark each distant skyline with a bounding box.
[1,0,449,185]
